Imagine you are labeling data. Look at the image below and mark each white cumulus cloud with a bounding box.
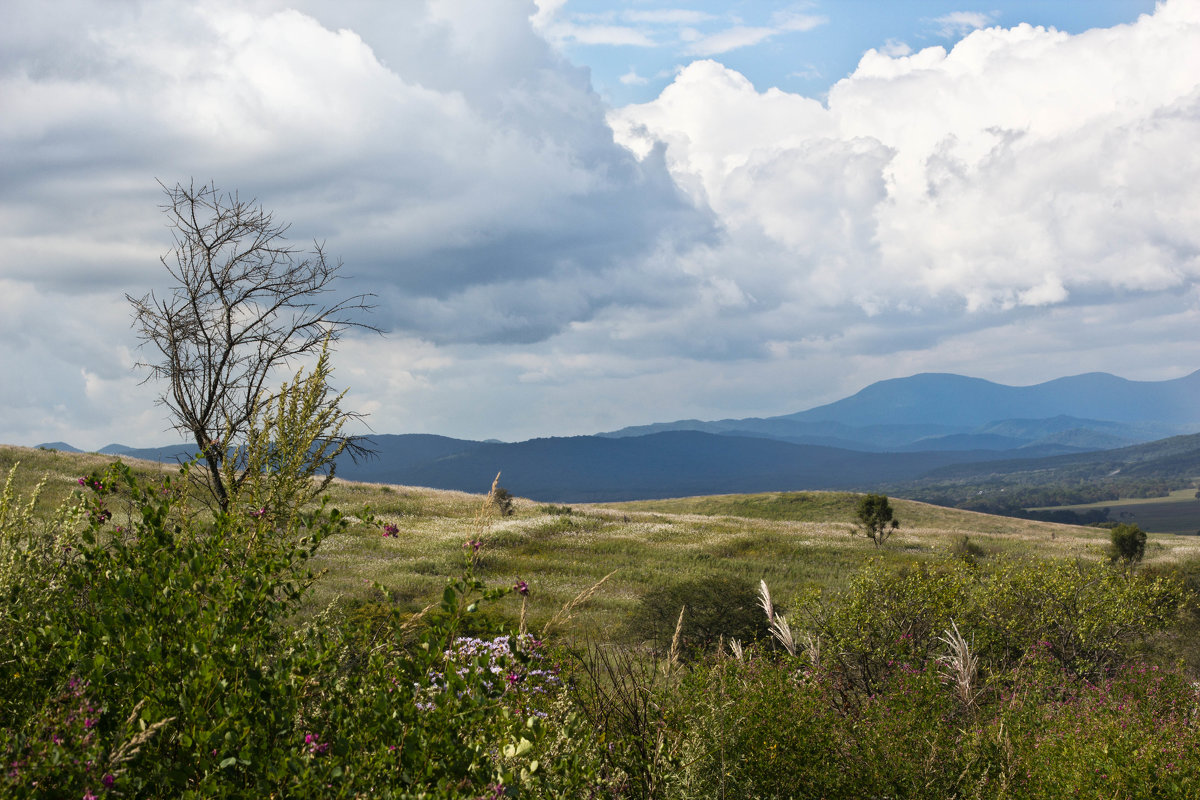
[612,2,1200,316]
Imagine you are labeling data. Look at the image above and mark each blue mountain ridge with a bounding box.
[600,370,1200,450]
[38,369,1200,503]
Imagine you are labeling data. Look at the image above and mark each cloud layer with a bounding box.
[611,6,1200,315]
[2,1,1199,448]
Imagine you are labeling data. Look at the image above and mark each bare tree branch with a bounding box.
[128,179,378,510]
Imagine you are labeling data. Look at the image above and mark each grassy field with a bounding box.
[1031,488,1200,535]
[10,443,1200,644]
[10,442,1200,797]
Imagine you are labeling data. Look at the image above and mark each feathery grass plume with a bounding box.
[665,605,686,672]
[458,471,502,569]
[105,700,175,778]
[936,620,978,709]
[772,614,797,658]
[801,632,821,669]
[223,339,364,534]
[0,463,39,534]
[398,600,441,635]
[757,578,774,623]
[758,579,797,657]
[728,638,744,661]
[481,472,501,522]
[543,569,617,635]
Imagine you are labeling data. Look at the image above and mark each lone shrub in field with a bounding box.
[855,493,899,547]
[490,486,515,517]
[1109,522,1147,567]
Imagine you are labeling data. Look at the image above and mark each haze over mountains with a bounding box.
[599,371,1200,452]
[40,370,1200,503]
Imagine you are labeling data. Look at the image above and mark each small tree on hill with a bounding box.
[129,180,376,511]
[489,486,515,517]
[1108,523,1147,570]
[855,493,900,547]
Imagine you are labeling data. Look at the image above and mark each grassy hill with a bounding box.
[10,443,1198,641]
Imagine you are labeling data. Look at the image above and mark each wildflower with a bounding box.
[514,579,529,596]
[463,538,483,553]
[304,733,329,755]
[250,507,268,519]
[382,523,400,537]
[102,775,115,789]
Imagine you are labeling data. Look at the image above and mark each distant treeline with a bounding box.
[904,478,1183,526]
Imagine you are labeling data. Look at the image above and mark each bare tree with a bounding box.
[128,180,375,511]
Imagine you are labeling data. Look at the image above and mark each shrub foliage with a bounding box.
[2,449,1199,798]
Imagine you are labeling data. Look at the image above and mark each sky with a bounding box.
[2,0,1198,449]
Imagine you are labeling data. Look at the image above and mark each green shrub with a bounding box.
[801,555,1184,697]
[535,504,573,516]
[966,556,1182,678]
[854,493,899,547]
[629,574,768,658]
[490,486,515,517]
[675,654,844,798]
[0,460,558,798]
[1109,522,1148,567]
[949,534,987,565]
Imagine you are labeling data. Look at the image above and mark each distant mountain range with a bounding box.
[598,370,1200,452]
[38,369,1200,503]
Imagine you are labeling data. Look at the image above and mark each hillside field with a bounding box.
[8,443,1200,640]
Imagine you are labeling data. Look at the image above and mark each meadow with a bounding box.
[4,442,1200,798]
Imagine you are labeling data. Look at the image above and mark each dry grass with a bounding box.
[936,621,979,709]
[7,443,1200,642]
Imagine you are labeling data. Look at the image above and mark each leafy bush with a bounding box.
[806,560,973,695]
[0,460,560,798]
[630,574,768,658]
[490,486,515,517]
[1109,522,1148,566]
[854,493,899,547]
[967,556,1181,677]
[801,555,1183,697]
[948,533,987,565]
[3,443,1199,797]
